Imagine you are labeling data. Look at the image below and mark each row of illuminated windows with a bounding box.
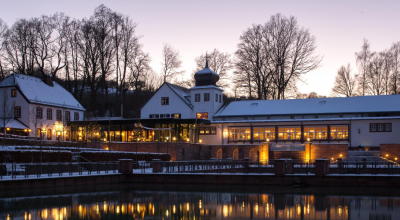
[198,126,217,135]
[149,114,181,119]
[229,125,349,141]
[14,106,79,121]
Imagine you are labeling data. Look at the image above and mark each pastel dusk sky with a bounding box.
[1,0,399,96]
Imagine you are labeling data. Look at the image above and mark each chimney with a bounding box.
[42,74,53,87]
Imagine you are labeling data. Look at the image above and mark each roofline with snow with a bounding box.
[211,116,400,124]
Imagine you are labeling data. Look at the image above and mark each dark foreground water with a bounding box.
[0,184,399,220]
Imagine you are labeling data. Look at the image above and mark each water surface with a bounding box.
[0,184,399,219]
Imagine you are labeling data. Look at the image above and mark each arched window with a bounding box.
[74,112,79,121]
[47,108,52,120]
[233,149,244,160]
[249,149,259,162]
[65,111,70,121]
[36,107,43,119]
[216,149,228,159]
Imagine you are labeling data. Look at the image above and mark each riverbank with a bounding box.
[2,172,400,191]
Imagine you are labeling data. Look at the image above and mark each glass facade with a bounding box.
[228,125,349,142]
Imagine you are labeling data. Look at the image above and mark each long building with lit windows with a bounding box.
[71,62,400,161]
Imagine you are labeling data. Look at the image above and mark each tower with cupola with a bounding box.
[190,60,223,121]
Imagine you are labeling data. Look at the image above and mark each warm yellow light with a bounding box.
[266,138,269,142]
[137,204,140,212]
[187,138,190,142]
[395,158,398,161]
[340,154,343,157]
[187,203,190,211]
[386,154,389,157]
[28,129,31,132]
[223,130,228,137]
[24,129,27,132]
[331,158,334,161]
[173,205,176,214]
[199,200,202,209]
[149,135,152,138]
[307,138,310,142]
[116,206,120,214]
[103,202,107,212]
[6,127,10,131]
[105,147,109,150]
[173,137,176,141]
[199,139,202,143]
[223,205,228,217]
[166,209,169,217]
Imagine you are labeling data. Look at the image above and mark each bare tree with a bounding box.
[331,64,357,97]
[161,43,183,83]
[0,19,8,79]
[355,39,373,96]
[0,90,15,147]
[391,42,400,94]
[235,14,321,100]
[365,53,385,95]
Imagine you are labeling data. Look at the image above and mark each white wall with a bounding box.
[141,84,193,119]
[350,119,400,147]
[190,87,224,119]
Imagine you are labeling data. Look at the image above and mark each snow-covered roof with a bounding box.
[166,83,193,108]
[214,95,400,117]
[0,119,29,129]
[0,74,85,111]
[190,85,223,91]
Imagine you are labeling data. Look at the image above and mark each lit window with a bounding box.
[195,94,200,102]
[11,89,17,97]
[229,127,251,141]
[278,127,301,140]
[161,97,169,105]
[196,112,208,119]
[14,106,21,118]
[36,107,42,119]
[204,93,210,101]
[198,127,216,135]
[47,129,52,140]
[74,112,79,121]
[304,126,327,140]
[47,108,52,120]
[330,125,348,139]
[173,113,181,119]
[253,127,275,140]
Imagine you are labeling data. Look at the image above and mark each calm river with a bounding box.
[0,183,399,219]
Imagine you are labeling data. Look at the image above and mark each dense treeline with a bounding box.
[0,5,397,118]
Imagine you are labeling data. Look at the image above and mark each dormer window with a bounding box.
[161,97,169,105]
[215,94,218,102]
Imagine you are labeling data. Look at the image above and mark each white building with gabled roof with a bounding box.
[0,73,85,140]
[140,61,224,120]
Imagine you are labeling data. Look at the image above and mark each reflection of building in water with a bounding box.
[2,191,400,219]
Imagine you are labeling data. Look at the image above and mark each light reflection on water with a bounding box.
[0,186,399,219]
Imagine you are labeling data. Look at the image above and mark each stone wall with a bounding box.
[310,144,349,161]
[380,144,400,161]
[87,142,209,161]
